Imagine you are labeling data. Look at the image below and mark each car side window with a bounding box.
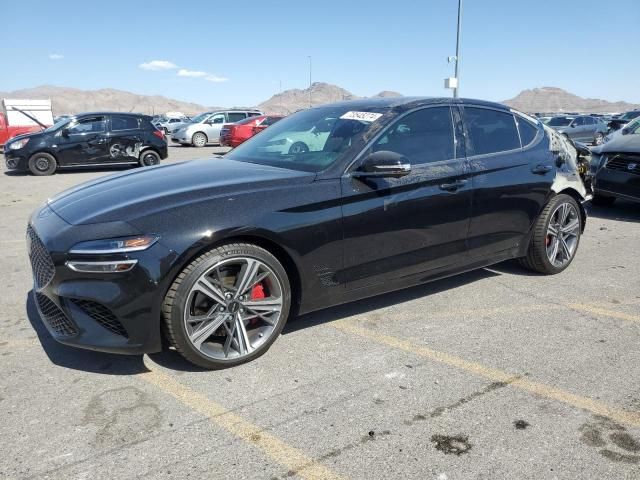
[67,116,106,134]
[370,107,455,165]
[464,107,520,155]
[573,117,585,126]
[515,117,538,147]
[227,112,247,123]
[111,115,139,131]
[210,114,225,124]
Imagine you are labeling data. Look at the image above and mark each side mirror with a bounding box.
[353,151,411,178]
[61,128,70,138]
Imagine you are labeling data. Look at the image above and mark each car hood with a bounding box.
[8,130,46,143]
[47,159,315,225]
[591,133,640,155]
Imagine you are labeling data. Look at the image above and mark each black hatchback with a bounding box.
[4,112,168,175]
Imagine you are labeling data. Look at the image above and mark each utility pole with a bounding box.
[453,0,462,98]
[445,0,463,98]
[308,56,312,108]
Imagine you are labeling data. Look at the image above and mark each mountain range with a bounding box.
[0,84,637,117]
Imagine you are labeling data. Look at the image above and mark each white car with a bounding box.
[258,118,335,154]
[171,110,262,147]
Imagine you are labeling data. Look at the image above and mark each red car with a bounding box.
[220,115,283,148]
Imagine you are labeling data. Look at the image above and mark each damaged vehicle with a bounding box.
[4,112,168,175]
[27,98,588,369]
[589,117,640,205]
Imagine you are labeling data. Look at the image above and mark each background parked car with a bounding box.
[4,112,167,175]
[219,115,284,148]
[1,98,54,148]
[607,110,640,133]
[547,115,607,144]
[154,116,189,134]
[171,110,263,147]
[590,117,640,205]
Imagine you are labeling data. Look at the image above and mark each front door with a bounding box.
[204,113,226,144]
[461,106,553,258]
[341,106,472,290]
[56,115,109,165]
[107,115,143,163]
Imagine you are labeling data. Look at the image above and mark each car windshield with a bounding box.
[44,117,72,132]
[189,112,211,123]
[547,117,573,127]
[225,106,383,173]
[624,117,640,134]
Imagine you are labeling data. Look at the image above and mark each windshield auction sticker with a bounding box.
[340,111,383,122]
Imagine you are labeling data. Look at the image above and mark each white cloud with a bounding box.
[139,60,177,71]
[49,54,64,60]
[205,75,229,83]
[177,69,208,78]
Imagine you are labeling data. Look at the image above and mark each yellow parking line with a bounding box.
[331,320,640,428]
[139,366,345,480]
[568,303,640,324]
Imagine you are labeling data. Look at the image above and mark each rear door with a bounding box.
[341,106,472,289]
[56,115,109,165]
[108,115,143,163]
[462,106,552,259]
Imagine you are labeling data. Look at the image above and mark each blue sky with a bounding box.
[1,0,638,106]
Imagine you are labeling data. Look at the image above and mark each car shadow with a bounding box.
[284,267,501,334]
[587,200,640,223]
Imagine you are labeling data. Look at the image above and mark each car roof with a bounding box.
[74,112,146,117]
[309,96,511,113]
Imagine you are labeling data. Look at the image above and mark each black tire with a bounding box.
[519,194,582,275]
[593,132,605,146]
[288,142,309,154]
[162,242,291,369]
[591,194,616,206]
[139,150,160,167]
[191,132,208,147]
[28,153,57,176]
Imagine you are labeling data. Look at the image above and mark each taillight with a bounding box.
[153,129,165,140]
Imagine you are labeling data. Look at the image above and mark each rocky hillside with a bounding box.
[503,87,639,113]
[0,85,208,116]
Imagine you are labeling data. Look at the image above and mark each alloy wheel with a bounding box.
[193,133,207,147]
[545,202,580,267]
[183,257,283,360]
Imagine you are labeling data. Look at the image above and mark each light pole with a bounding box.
[308,56,312,108]
[445,0,462,98]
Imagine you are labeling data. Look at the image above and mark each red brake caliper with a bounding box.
[250,283,266,300]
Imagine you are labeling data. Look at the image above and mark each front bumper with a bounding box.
[27,206,174,354]
[4,148,29,171]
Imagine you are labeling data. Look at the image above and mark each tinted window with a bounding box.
[371,107,455,164]
[227,112,247,123]
[68,116,106,134]
[111,115,139,131]
[516,117,538,147]
[548,117,572,127]
[247,112,261,117]
[464,107,520,155]
[573,117,585,126]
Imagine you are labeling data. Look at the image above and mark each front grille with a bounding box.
[27,225,55,290]
[35,293,78,336]
[71,299,128,338]
[605,154,640,176]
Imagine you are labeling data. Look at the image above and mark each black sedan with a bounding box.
[5,112,168,175]
[27,97,588,369]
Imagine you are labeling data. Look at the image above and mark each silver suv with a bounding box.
[171,110,262,147]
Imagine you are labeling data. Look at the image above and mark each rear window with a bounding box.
[516,117,538,147]
[464,107,520,155]
[111,115,139,131]
[227,112,247,123]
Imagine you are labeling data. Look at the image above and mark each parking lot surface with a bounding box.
[1,145,639,479]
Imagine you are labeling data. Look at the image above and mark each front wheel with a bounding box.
[28,153,57,176]
[192,132,207,147]
[519,194,582,274]
[593,132,605,145]
[162,243,291,369]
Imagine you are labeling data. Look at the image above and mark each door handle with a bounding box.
[439,179,468,191]
[531,164,553,174]
[89,138,106,145]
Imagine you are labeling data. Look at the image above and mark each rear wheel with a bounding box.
[594,132,605,145]
[28,153,57,176]
[139,150,160,167]
[192,132,207,147]
[519,194,581,274]
[591,194,616,206]
[163,243,291,369]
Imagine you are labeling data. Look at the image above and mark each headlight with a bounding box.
[9,138,30,150]
[69,235,159,254]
